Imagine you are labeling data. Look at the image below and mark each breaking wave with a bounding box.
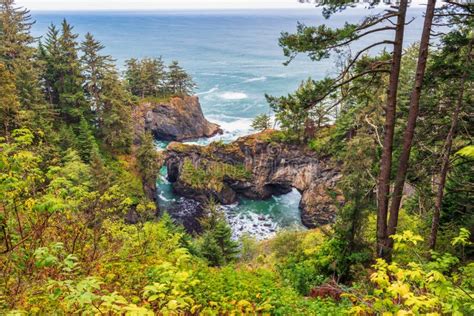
[219,92,248,100]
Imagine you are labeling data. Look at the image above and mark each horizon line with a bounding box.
[28,6,425,13]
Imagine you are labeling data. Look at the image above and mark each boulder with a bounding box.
[133,96,223,142]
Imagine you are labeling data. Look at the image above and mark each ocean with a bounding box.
[31,7,427,239]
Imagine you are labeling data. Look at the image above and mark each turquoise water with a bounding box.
[157,166,303,240]
[31,8,426,238]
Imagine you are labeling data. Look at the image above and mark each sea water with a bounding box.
[31,7,426,239]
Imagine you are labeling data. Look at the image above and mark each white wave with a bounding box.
[244,76,267,83]
[158,193,175,203]
[196,85,219,96]
[201,72,246,79]
[219,92,248,100]
[182,115,253,146]
[208,115,253,132]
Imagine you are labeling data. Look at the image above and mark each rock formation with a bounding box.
[133,96,223,142]
[165,130,342,228]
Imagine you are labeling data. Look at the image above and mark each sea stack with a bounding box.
[133,96,223,142]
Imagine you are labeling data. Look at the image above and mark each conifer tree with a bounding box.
[0,0,51,133]
[167,60,195,96]
[201,220,239,267]
[0,0,35,67]
[124,58,141,96]
[124,57,166,97]
[40,20,88,123]
[280,0,409,258]
[0,62,19,138]
[99,74,133,153]
[80,32,115,113]
[75,116,98,162]
[136,132,160,204]
[141,57,166,96]
[251,114,272,132]
[80,33,132,153]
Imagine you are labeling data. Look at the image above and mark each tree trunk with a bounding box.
[429,39,473,250]
[386,0,437,256]
[376,0,408,258]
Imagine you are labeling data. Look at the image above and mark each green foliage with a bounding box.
[3,1,474,315]
[269,229,331,295]
[200,220,239,267]
[280,21,359,63]
[124,58,195,98]
[0,62,19,136]
[251,113,272,131]
[440,149,474,238]
[348,231,474,315]
[267,78,335,142]
[180,157,251,192]
[125,57,166,98]
[136,132,161,189]
[167,60,196,96]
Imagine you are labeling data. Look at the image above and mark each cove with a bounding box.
[157,165,305,241]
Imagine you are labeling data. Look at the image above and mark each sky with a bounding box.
[17,0,318,10]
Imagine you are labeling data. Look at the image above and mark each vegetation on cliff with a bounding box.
[1,0,473,315]
[181,158,251,191]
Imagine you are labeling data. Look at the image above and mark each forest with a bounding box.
[0,0,473,314]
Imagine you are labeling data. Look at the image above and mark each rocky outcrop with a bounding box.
[165,130,342,228]
[133,96,223,142]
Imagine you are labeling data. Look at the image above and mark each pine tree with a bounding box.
[284,0,410,259]
[80,33,132,153]
[136,132,160,203]
[167,60,195,96]
[200,220,239,266]
[212,221,239,263]
[40,20,88,123]
[124,57,166,98]
[124,58,141,96]
[267,78,333,141]
[141,57,166,97]
[0,62,19,138]
[0,0,35,67]
[100,74,133,153]
[39,24,61,105]
[80,32,115,114]
[75,116,98,162]
[0,0,51,133]
[251,114,272,132]
[201,232,224,266]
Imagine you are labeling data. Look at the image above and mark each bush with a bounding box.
[347,230,474,315]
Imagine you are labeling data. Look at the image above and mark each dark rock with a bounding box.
[134,96,223,142]
[164,130,342,228]
[165,198,204,234]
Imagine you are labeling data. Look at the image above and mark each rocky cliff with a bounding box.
[133,96,223,142]
[165,130,342,228]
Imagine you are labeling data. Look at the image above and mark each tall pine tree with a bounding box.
[0,0,51,134]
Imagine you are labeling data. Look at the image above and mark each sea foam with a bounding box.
[219,92,248,100]
[244,76,267,83]
[196,85,219,96]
